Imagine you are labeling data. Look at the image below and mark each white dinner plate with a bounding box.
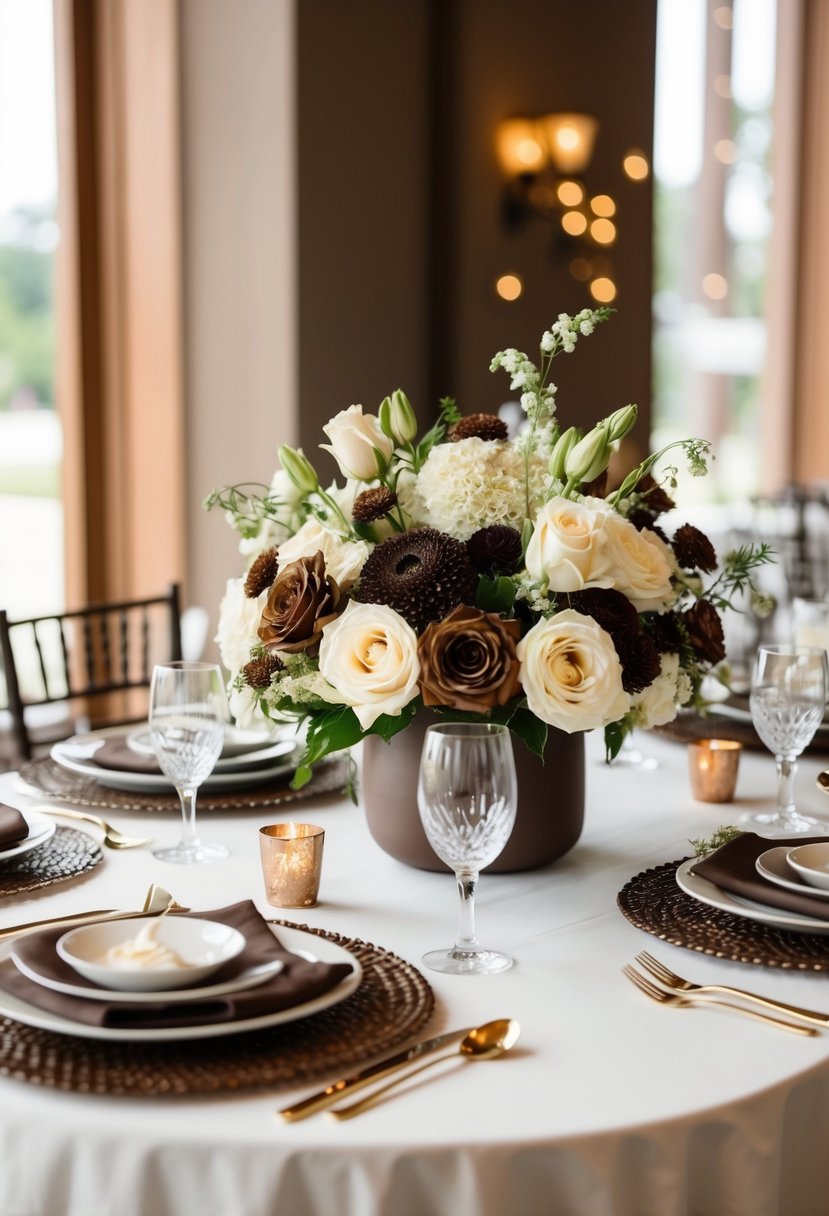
[50,728,298,794]
[675,857,829,935]
[0,814,56,864]
[755,847,829,900]
[125,728,296,773]
[10,952,285,1004]
[0,924,362,1041]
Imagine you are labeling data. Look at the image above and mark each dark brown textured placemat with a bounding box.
[0,922,435,1096]
[16,756,348,813]
[617,858,829,970]
[653,708,829,755]
[0,827,102,897]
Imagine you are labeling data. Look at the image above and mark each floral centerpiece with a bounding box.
[207,308,770,791]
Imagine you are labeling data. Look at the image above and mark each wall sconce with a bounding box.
[496,111,624,299]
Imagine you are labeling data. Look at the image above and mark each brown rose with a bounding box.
[417,605,521,713]
[683,598,725,665]
[257,551,342,656]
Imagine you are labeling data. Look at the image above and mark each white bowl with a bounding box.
[786,843,829,892]
[56,917,246,992]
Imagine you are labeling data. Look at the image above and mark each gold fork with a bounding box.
[636,951,829,1029]
[621,965,817,1036]
[32,806,152,850]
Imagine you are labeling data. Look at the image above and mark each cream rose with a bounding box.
[317,601,420,729]
[275,518,370,590]
[320,404,394,481]
[515,608,630,732]
[215,577,268,675]
[631,652,681,728]
[524,496,613,593]
[601,515,675,612]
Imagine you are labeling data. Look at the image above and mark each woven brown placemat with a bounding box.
[16,756,348,814]
[653,708,829,755]
[618,858,829,970]
[0,921,435,1096]
[0,827,102,898]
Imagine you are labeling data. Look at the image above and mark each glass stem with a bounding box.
[775,755,798,822]
[177,786,199,846]
[454,869,480,952]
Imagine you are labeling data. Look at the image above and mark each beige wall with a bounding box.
[180,0,297,654]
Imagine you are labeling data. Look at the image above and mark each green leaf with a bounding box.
[508,707,548,758]
[520,518,534,560]
[604,721,626,762]
[475,575,516,616]
[296,706,364,773]
[367,700,419,743]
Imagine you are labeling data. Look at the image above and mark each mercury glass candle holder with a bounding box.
[688,739,742,803]
[259,823,325,908]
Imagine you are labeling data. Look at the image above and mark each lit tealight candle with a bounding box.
[259,823,325,908]
[688,739,742,803]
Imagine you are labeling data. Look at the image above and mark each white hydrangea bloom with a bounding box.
[215,577,268,676]
[416,438,546,540]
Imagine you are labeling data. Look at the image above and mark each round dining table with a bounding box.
[2,729,829,1216]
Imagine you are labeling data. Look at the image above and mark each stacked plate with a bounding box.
[0,811,56,865]
[0,916,361,1042]
[50,724,299,795]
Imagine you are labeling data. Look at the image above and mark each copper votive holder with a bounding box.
[259,823,325,908]
[688,739,742,803]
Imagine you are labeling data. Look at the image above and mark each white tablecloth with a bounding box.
[2,734,829,1216]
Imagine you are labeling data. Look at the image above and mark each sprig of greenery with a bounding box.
[703,543,775,610]
[688,825,742,858]
[608,438,713,508]
[203,483,293,540]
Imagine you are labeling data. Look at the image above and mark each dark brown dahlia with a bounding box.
[356,527,477,632]
[417,605,522,712]
[636,473,675,516]
[242,651,284,689]
[683,598,726,664]
[466,524,523,576]
[672,523,717,573]
[628,510,669,544]
[567,588,640,643]
[244,546,279,598]
[352,486,398,524]
[646,610,683,654]
[448,413,509,443]
[614,631,663,695]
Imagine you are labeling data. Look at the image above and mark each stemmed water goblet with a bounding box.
[740,644,829,836]
[417,722,517,975]
[149,661,230,864]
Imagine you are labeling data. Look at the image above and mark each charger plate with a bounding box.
[17,756,348,814]
[0,827,102,898]
[618,858,829,969]
[0,922,434,1096]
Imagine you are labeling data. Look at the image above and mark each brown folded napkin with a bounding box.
[0,901,355,1030]
[0,805,30,853]
[91,737,162,775]
[691,832,829,922]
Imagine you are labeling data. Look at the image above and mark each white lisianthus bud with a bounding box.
[564,426,612,483]
[604,404,638,443]
[548,426,581,481]
[379,389,418,444]
[320,405,394,481]
[278,445,320,494]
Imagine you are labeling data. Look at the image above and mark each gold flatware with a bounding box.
[31,806,152,850]
[636,951,829,1029]
[622,965,817,1036]
[0,883,187,942]
[327,1019,521,1121]
[277,1026,472,1122]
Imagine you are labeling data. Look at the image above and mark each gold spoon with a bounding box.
[31,806,153,850]
[327,1018,521,1120]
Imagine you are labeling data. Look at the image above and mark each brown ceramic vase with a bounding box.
[361,712,585,873]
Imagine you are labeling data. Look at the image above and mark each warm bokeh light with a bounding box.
[496,119,546,175]
[561,210,588,236]
[540,113,598,175]
[714,139,737,164]
[590,194,616,217]
[702,272,728,300]
[590,218,616,245]
[569,257,593,282]
[557,180,583,207]
[590,277,617,303]
[495,273,523,301]
[623,151,649,181]
[713,6,733,29]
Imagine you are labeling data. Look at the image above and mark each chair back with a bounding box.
[0,584,182,762]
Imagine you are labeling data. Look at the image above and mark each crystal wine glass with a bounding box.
[417,722,517,975]
[740,645,829,836]
[149,661,229,864]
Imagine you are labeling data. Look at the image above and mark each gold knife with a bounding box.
[277,1027,469,1122]
[0,908,164,943]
